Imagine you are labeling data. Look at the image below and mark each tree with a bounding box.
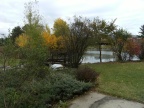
[10,26,24,43]
[0,37,18,108]
[15,34,28,47]
[42,31,59,50]
[0,38,5,46]
[65,16,91,68]
[137,38,144,60]
[124,38,141,60]
[0,38,16,72]
[45,24,51,35]
[17,1,49,70]
[109,28,132,61]
[53,18,70,37]
[90,18,116,62]
[139,25,144,38]
[0,1,50,108]
[137,25,144,60]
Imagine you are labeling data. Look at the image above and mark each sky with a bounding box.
[0,0,144,37]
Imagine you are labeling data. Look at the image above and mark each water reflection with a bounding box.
[82,50,115,63]
[82,50,139,63]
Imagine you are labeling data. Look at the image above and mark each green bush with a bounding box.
[76,66,99,83]
[0,69,93,108]
[48,73,92,100]
[28,73,93,107]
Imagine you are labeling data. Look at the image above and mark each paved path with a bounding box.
[69,92,144,108]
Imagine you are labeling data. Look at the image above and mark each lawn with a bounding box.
[87,62,144,103]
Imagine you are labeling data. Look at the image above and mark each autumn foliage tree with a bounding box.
[16,30,65,52]
[15,1,49,70]
[15,34,28,47]
[53,18,70,37]
[109,28,132,61]
[137,38,144,60]
[124,38,141,60]
[42,31,65,51]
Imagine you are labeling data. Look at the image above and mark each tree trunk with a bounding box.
[117,53,122,61]
[99,44,102,62]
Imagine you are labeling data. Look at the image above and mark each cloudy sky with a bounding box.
[0,0,144,37]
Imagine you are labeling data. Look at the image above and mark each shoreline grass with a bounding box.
[87,62,144,103]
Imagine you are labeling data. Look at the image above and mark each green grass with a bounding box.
[87,62,144,103]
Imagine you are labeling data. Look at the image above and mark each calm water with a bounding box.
[82,50,139,63]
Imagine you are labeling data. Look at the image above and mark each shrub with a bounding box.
[0,69,93,108]
[19,73,92,107]
[46,73,93,104]
[76,66,99,83]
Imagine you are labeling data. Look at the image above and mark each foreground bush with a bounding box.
[76,66,99,83]
[0,69,93,108]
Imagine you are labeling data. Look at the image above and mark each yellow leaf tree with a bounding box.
[15,34,28,47]
[53,18,70,37]
[42,31,65,51]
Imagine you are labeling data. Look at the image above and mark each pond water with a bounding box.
[82,50,139,63]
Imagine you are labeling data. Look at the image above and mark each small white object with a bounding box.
[50,64,63,70]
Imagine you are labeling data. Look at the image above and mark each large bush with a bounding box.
[0,69,92,108]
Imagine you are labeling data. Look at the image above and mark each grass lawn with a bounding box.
[87,62,144,103]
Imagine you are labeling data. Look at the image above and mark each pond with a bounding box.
[82,50,139,63]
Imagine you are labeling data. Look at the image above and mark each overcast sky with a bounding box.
[0,0,144,37]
